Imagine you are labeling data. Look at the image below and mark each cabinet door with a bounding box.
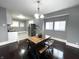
[0,7,8,42]
[6,11,12,24]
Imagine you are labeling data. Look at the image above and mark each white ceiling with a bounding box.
[0,0,79,19]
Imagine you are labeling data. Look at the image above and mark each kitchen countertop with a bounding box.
[0,31,28,46]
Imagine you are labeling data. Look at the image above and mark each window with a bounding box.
[54,21,66,31]
[20,22,24,27]
[11,21,19,27]
[28,20,34,24]
[46,22,53,30]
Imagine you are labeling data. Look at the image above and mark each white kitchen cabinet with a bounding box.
[6,11,12,24]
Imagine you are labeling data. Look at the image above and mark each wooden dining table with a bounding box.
[28,36,46,44]
[27,36,49,54]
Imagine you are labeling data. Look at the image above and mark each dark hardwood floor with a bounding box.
[0,39,79,59]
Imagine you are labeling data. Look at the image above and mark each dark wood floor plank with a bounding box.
[0,39,79,59]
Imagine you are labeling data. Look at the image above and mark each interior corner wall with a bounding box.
[45,5,79,44]
[0,7,8,42]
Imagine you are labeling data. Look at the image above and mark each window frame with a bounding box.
[10,21,19,27]
[19,22,25,27]
[54,20,66,31]
[45,22,53,30]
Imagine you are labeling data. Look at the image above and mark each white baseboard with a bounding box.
[45,35,79,49]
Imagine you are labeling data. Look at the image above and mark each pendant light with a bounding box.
[34,0,44,19]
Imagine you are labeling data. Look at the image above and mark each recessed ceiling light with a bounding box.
[28,20,34,24]
[16,14,26,19]
[12,14,30,20]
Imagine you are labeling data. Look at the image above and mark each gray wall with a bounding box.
[25,20,28,31]
[34,19,44,35]
[0,7,8,42]
[45,5,79,44]
[44,15,69,40]
[34,19,44,30]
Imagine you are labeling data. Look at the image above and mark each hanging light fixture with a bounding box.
[34,0,44,19]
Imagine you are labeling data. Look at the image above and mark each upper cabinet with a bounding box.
[0,7,8,42]
[6,11,12,24]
